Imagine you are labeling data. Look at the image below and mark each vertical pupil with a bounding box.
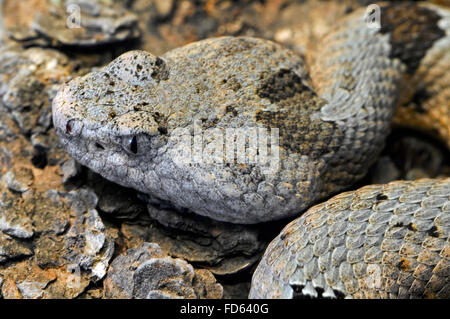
[129,136,138,154]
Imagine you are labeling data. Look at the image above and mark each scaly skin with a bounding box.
[52,2,449,224]
[249,178,450,299]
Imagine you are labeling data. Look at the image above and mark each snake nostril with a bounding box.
[66,121,72,134]
[95,143,105,150]
[63,119,83,136]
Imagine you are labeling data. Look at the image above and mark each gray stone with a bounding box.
[104,242,223,299]
[8,0,140,47]
[0,232,33,263]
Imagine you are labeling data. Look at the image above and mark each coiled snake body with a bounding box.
[52,2,450,298]
[249,178,450,299]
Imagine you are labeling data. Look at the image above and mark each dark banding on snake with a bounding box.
[379,2,446,75]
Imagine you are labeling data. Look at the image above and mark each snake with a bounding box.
[249,178,450,298]
[51,2,450,298]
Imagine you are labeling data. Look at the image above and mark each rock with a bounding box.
[0,182,114,298]
[0,176,35,239]
[0,45,81,136]
[0,45,85,170]
[60,167,148,219]
[117,202,276,275]
[0,41,116,299]
[367,129,449,184]
[7,0,140,47]
[79,287,103,299]
[3,167,34,193]
[16,280,51,299]
[0,213,34,240]
[144,201,271,275]
[0,277,22,299]
[369,156,401,185]
[104,242,223,299]
[191,269,224,299]
[72,170,271,275]
[0,232,33,263]
[104,242,164,299]
[60,158,82,183]
[87,171,147,219]
[221,281,252,299]
[388,133,446,179]
[133,257,197,299]
[153,0,174,19]
[60,188,115,281]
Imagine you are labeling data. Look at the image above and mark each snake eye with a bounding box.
[121,134,153,156]
[129,136,138,154]
[122,135,138,154]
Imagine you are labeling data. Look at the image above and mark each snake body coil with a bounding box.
[250,178,450,299]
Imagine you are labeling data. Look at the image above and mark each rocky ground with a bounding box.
[0,0,448,299]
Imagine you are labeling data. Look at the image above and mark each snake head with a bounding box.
[51,38,334,223]
[52,50,169,185]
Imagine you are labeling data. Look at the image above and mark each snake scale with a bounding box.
[249,178,450,298]
[52,2,450,298]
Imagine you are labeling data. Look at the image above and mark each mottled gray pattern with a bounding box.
[52,2,449,224]
[104,242,223,299]
[8,0,140,47]
[250,178,450,299]
[53,37,325,224]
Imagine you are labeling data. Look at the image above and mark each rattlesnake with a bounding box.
[249,178,450,298]
[52,2,449,298]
